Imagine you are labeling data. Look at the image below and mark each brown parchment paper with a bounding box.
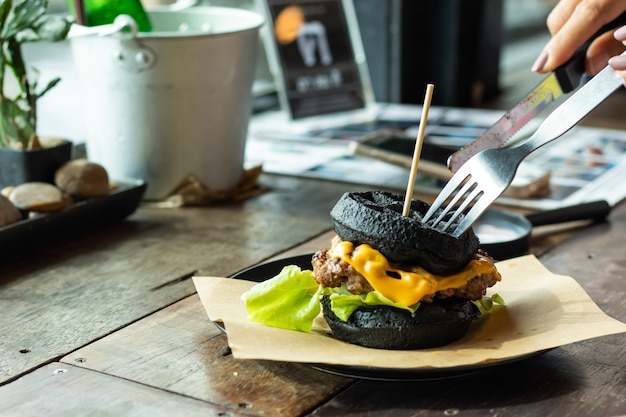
[192,255,626,369]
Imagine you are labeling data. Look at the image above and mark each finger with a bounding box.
[614,24,626,40]
[587,30,626,75]
[608,52,626,86]
[608,54,626,69]
[533,0,626,73]
[546,0,583,34]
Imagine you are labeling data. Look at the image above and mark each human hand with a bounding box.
[532,0,626,75]
[608,25,626,85]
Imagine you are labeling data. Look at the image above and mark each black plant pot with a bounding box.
[0,140,73,189]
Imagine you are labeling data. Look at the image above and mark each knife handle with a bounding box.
[555,11,626,93]
[554,48,586,94]
[525,200,612,227]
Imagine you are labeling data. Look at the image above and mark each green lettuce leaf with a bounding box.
[241,265,322,332]
[242,265,422,332]
[327,288,418,321]
[242,264,507,333]
[473,293,505,315]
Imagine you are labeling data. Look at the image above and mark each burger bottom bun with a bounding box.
[321,296,480,350]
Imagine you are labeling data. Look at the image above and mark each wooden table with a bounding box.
[0,171,624,417]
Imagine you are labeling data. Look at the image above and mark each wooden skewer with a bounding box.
[402,83,434,217]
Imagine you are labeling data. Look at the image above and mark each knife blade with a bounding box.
[447,13,626,173]
[447,50,585,173]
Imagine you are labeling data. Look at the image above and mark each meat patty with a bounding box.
[311,247,499,303]
[312,249,374,294]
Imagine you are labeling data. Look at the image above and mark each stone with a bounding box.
[0,194,21,226]
[55,159,110,197]
[9,182,69,212]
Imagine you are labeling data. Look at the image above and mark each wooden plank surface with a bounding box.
[539,209,626,321]
[2,170,625,416]
[61,294,353,417]
[0,362,244,416]
[58,205,625,417]
[0,175,367,384]
[308,344,622,417]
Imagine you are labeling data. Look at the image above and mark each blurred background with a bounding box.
[38,0,557,139]
[48,0,556,102]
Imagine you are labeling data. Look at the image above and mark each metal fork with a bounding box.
[421,63,625,238]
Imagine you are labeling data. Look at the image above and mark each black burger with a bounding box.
[312,191,501,349]
[242,190,502,350]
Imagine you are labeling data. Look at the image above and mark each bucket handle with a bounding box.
[101,15,156,72]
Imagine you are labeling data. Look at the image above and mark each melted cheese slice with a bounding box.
[328,238,500,306]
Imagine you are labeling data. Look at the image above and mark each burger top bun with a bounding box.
[330,191,480,275]
[55,159,110,197]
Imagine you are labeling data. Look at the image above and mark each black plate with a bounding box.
[225,254,549,381]
[0,179,146,256]
[474,209,532,260]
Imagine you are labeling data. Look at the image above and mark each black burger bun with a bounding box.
[321,296,480,350]
[330,191,479,275]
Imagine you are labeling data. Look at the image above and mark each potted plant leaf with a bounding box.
[0,0,73,188]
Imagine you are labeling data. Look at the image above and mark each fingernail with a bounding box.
[614,25,626,41]
[531,49,549,73]
[609,55,626,70]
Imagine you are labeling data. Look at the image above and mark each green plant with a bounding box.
[0,0,71,149]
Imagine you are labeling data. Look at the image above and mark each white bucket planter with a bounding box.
[70,7,264,200]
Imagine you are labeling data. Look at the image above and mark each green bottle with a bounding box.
[67,0,152,32]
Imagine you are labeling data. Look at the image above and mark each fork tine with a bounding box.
[450,191,497,238]
[429,177,475,226]
[422,173,472,223]
[439,185,484,232]
[431,180,477,229]
[423,147,509,235]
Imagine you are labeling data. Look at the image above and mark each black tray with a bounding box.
[0,179,146,255]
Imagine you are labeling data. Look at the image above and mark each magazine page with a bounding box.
[245,104,626,210]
